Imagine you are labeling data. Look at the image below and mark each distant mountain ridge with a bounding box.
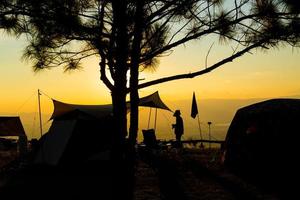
[2,95,299,141]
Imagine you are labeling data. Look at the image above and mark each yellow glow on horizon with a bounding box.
[1,34,300,116]
[140,42,300,100]
[1,35,299,140]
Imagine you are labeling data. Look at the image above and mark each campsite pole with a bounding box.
[208,121,212,149]
[154,108,158,131]
[147,108,152,129]
[197,115,203,147]
[38,89,43,138]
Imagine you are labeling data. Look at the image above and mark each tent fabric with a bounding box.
[0,117,26,136]
[35,120,77,165]
[224,99,300,194]
[50,91,171,119]
[35,116,114,165]
[225,98,300,167]
[225,99,300,152]
[50,100,113,120]
[235,98,300,114]
[36,91,171,166]
[136,91,172,111]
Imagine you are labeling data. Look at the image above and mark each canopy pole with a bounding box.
[147,108,152,129]
[38,89,44,162]
[38,89,43,138]
[154,108,158,131]
[197,115,204,148]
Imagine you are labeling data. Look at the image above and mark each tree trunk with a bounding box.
[129,0,144,145]
[110,1,143,199]
[129,79,139,145]
[110,0,129,159]
[110,1,132,198]
[111,86,132,200]
[111,88,127,157]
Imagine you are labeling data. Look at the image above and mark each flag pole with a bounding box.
[191,92,204,148]
[38,89,43,138]
[197,115,202,140]
[197,114,204,148]
[147,107,152,129]
[154,108,158,131]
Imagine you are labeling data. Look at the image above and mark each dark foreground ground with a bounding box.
[135,147,280,200]
[0,147,281,200]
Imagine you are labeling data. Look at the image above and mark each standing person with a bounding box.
[172,110,184,143]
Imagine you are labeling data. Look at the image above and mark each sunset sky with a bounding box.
[0,32,299,140]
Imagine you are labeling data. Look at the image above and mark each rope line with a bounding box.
[39,90,52,100]
[15,91,36,113]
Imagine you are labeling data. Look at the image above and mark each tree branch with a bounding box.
[136,40,266,91]
[99,57,114,91]
[140,13,259,63]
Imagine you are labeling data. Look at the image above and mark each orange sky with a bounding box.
[1,33,300,111]
[0,33,299,139]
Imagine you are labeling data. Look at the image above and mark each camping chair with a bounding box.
[142,129,158,148]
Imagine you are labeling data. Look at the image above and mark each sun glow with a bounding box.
[0,34,299,139]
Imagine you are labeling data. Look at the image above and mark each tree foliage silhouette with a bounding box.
[1,1,299,197]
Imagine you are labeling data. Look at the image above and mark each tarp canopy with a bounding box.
[0,117,26,136]
[36,91,171,165]
[50,101,113,120]
[50,91,172,119]
[135,91,172,111]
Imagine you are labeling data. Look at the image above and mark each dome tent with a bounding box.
[224,99,300,196]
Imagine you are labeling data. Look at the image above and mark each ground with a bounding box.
[134,147,279,200]
[0,147,280,200]
[0,150,18,169]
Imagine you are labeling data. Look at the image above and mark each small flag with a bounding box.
[191,92,198,118]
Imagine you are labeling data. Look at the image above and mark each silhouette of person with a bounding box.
[172,110,184,142]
